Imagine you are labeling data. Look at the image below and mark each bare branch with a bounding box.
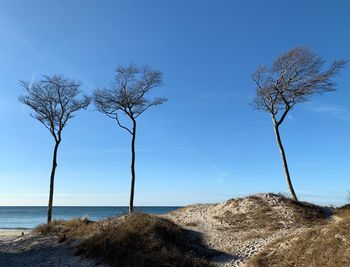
[134,97,167,119]
[19,75,90,141]
[251,47,347,202]
[276,105,290,126]
[93,64,166,131]
[115,113,133,134]
[252,46,347,125]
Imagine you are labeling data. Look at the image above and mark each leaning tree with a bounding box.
[93,64,167,213]
[252,47,347,202]
[19,75,90,223]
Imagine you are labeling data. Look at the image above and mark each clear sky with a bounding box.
[0,0,349,206]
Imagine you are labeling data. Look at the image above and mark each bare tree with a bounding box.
[252,47,347,201]
[19,75,90,223]
[93,64,166,213]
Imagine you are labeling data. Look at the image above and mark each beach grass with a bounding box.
[247,205,350,267]
[34,213,213,267]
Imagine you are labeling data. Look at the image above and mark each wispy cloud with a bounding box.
[29,72,37,87]
[307,102,350,120]
[0,23,46,62]
[0,19,95,90]
[297,190,348,206]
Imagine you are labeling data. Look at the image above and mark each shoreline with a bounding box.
[0,194,348,266]
[0,228,31,230]
[0,229,31,238]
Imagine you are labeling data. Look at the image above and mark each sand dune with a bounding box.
[0,194,341,267]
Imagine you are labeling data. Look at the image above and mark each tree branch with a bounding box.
[115,113,133,134]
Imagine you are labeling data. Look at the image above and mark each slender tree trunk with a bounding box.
[47,141,60,223]
[129,119,136,213]
[273,123,298,202]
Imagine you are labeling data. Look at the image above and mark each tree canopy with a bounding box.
[252,47,347,126]
[93,64,167,134]
[19,75,90,142]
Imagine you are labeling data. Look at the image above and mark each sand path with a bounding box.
[166,196,308,267]
[0,230,104,267]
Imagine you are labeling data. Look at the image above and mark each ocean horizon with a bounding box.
[0,206,181,229]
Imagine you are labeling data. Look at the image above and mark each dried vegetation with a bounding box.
[247,203,350,267]
[35,213,214,267]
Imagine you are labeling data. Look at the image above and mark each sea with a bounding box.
[0,206,180,229]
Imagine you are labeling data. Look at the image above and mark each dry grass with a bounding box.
[33,217,97,239]
[247,205,350,267]
[34,213,213,267]
[214,194,328,232]
[335,203,350,219]
[282,198,330,225]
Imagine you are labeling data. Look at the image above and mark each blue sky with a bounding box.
[0,0,349,206]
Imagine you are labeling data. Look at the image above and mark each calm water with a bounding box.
[0,206,180,229]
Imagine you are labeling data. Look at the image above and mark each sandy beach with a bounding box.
[0,229,105,267]
[0,194,346,267]
[0,229,30,238]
